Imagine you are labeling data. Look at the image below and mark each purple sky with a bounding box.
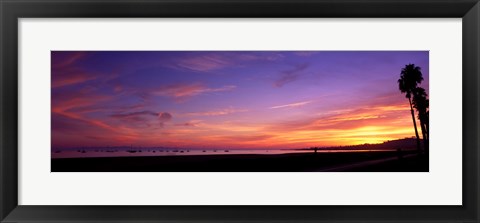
[52,51,429,149]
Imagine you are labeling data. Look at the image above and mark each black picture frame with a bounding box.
[1,0,479,222]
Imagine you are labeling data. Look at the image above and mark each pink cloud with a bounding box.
[51,70,97,88]
[183,107,247,117]
[51,52,98,88]
[176,54,231,72]
[153,83,236,100]
[267,103,411,133]
[270,100,312,109]
[211,134,275,142]
[52,113,139,148]
[110,111,173,127]
[172,52,286,72]
[51,89,142,142]
[293,51,317,57]
[176,120,203,127]
[52,52,86,69]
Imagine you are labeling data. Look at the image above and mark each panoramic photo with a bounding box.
[51,51,429,172]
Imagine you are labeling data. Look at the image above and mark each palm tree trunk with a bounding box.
[408,97,421,153]
[425,118,429,140]
[419,118,428,154]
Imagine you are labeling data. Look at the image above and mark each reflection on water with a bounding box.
[52,147,396,159]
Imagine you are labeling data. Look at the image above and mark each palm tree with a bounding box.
[398,64,423,153]
[412,87,429,154]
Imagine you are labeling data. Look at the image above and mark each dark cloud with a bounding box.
[110,111,173,127]
[176,120,202,127]
[158,112,173,122]
[110,111,158,118]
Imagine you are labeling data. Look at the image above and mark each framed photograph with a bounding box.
[1,0,479,222]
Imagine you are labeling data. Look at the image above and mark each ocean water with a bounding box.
[51,147,396,159]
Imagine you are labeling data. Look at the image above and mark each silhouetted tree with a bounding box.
[398,64,423,152]
[412,86,429,154]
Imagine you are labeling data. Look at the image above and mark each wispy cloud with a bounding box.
[267,103,410,132]
[176,120,203,127]
[110,111,173,127]
[293,51,317,57]
[51,52,97,88]
[176,54,231,72]
[208,134,275,142]
[110,110,158,119]
[52,52,86,69]
[153,83,236,100]
[270,100,312,109]
[237,52,285,62]
[183,107,247,117]
[173,52,286,72]
[274,63,309,87]
[51,93,141,146]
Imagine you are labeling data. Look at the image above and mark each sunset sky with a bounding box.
[51,51,429,149]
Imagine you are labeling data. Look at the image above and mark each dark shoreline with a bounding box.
[51,150,428,172]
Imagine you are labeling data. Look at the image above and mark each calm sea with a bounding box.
[51,147,396,158]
